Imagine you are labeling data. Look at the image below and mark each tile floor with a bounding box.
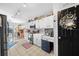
[8,39,54,56]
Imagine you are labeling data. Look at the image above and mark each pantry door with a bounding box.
[58,6,77,56]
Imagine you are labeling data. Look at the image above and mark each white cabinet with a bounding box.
[36,20,40,28]
[28,15,54,29]
[36,19,45,29]
[36,15,54,29]
[27,21,36,29]
[33,35,38,45]
[33,34,43,47]
[44,16,54,28]
[39,19,45,28]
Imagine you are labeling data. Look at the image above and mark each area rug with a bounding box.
[23,42,31,49]
[7,42,17,48]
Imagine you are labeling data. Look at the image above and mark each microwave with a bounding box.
[45,28,53,37]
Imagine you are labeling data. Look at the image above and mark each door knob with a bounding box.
[58,36,61,39]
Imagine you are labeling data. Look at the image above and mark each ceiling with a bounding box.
[0,3,53,20]
[0,3,78,24]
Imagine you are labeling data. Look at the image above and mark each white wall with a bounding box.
[0,9,27,24]
[0,8,29,43]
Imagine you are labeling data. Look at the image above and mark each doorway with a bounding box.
[58,5,79,56]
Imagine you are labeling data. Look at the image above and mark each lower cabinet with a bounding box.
[33,34,42,47]
[41,40,53,53]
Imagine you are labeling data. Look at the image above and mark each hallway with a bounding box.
[8,39,54,56]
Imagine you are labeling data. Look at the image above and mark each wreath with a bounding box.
[59,13,76,30]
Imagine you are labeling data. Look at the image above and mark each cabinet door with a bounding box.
[43,16,54,28]
[39,19,45,28]
[44,18,49,28]
[36,20,38,28]
[36,20,39,28]
[49,16,53,28]
[33,35,37,45]
[36,16,54,28]
[42,40,50,53]
[37,37,41,47]
[33,34,42,47]
[46,16,53,28]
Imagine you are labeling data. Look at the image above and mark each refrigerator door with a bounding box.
[0,14,7,56]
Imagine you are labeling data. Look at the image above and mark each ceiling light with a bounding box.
[17,12,20,15]
[16,10,21,15]
[23,3,26,7]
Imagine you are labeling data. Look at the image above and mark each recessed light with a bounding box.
[23,3,26,7]
[17,12,20,15]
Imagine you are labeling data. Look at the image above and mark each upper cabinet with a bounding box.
[36,20,40,28]
[27,15,54,29]
[36,15,54,29]
[27,21,36,29]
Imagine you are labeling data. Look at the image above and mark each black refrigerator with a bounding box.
[58,5,79,56]
[0,14,7,56]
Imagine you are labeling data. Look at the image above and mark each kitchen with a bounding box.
[7,3,55,56]
[27,15,55,55]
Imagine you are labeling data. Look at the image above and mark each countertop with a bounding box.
[42,35,54,42]
[33,33,54,42]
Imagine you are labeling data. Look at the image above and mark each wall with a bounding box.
[0,9,29,43]
[0,9,27,24]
